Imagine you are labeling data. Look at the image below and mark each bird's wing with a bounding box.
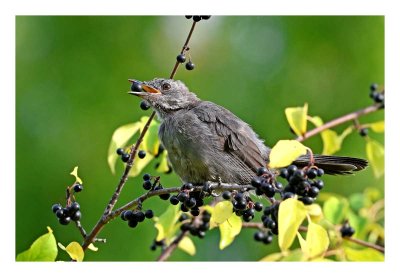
[192,101,268,173]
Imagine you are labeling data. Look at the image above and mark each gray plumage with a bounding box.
[129,78,367,185]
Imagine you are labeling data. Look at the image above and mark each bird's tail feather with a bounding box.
[293,154,368,175]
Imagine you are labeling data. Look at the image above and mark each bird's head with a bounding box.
[128,78,199,119]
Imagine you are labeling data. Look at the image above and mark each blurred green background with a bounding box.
[16,16,384,261]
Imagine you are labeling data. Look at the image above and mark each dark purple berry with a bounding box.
[308,186,320,198]
[282,192,295,200]
[222,191,232,200]
[306,168,318,179]
[140,100,151,110]
[193,16,201,22]
[121,153,130,162]
[370,83,378,92]
[128,219,138,228]
[184,198,197,209]
[131,81,142,92]
[190,208,200,217]
[185,61,195,70]
[316,168,324,177]
[254,202,263,212]
[59,217,71,225]
[201,16,211,20]
[73,183,83,192]
[170,195,180,205]
[52,203,62,213]
[185,16,192,19]
[287,165,298,175]
[134,211,145,222]
[179,213,189,222]
[159,193,170,200]
[176,54,186,63]
[143,180,152,190]
[180,204,189,212]
[300,196,314,205]
[144,209,154,219]
[55,209,65,219]
[69,202,80,212]
[313,180,324,190]
[254,231,265,242]
[116,148,125,155]
[257,167,268,176]
[263,234,273,244]
[359,128,368,137]
[279,168,289,179]
[71,210,81,221]
[142,173,151,181]
[138,150,146,159]
[251,177,263,188]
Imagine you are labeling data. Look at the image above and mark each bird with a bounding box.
[129,78,367,186]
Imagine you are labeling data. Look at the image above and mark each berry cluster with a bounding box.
[222,191,263,222]
[169,183,205,216]
[142,173,171,200]
[254,230,274,245]
[52,202,82,225]
[121,209,154,228]
[116,148,146,162]
[369,83,384,106]
[176,54,195,71]
[340,221,355,237]
[179,210,211,239]
[185,16,211,22]
[261,202,279,235]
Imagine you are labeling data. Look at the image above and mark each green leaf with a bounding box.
[178,236,196,256]
[70,166,83,184]
[366,138,384,178]
[344,246,384,261]
[269,140,309,168]
[219,213,242,250]
[153,205,181,242]
[369,121,384,133]
[349,193,366,212]
[308,116,324,127]
[323,196,349,224]
[303,221,330,258]
[16,227,58,261]
[285,103,308,136]
[280,249,306,261]
[107,121,142,174]
[211,201,234,225]
[278,198,307,251]
[62,241,84,262]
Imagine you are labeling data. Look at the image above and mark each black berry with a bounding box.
[145,209,154,219]
[131,82,142,92]
[55,209,65,219]
[159,193,171,200]
[313,180,324,190]
[123,210,134,221]
[185,61,195,70]
[275,182,283,190]
[177,192,188,202]
[180,222,191,231]
[340,222,355,237]
[121,153,130,162]
[71,211,81,221]
[143,180,152,190]
[170,195,180,205]
[251,177,263,188]
[307,186,319,198]
[180,204,189,212]
[52,203,62,213]
[59,217,71,225]
[142,173,151,181]
[138,150,146,159]
[69,202,80,213]
[176,54,186,63]
[287,165,298,175]
[193,16,201,22]
[116,148,124,155]
[283,192,295,200]
[316,168,324,177]
[254,202,263,212]
[254,231,265,242]
[370,83,378,92]
[201,16,211,20]
[300,196,314,205]
[179,213,189,222]
[185,16,193,19]
[73,183,83,193]
[279,168,289,179]
[222,191,232,200]
[184,198,197,209]
[359,128,368,137]
[263,234,273,244]
[128,219,138,228]
[306,168,318,179]
[182,183,194,190]
[140,100,151,110]
[134,211,145,222]
[257,167,268,176]
[190,208,200,217]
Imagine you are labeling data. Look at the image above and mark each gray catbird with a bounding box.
[129,78,367,185]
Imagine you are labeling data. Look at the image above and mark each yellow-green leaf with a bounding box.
[211,201,234,224]
[155,150,170,173]
[178,236,196,256]
[305,203,323,222]
[369,121,384,133]
[70,166,83,184]
[259,252,283,261]
[285,103,308,136]
[87,243,98,252]
[128,151,154,177]
[323,196,349,224]
[304,221,329,258]
[280,249,306,261]
[219,213,242,250]
[344,247,384,261]
[16,227,58,261]
[278,198,307,250]
[107,122,142,174]
[308,116,324,127]
[65,242,84,262]
[321,129,341,155]
[269,140,309,168]
[153,205,181,242]
[140,117,161,156]
[366,138,384,178]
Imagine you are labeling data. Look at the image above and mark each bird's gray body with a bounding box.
[129,78,367,185]
[158,101,270,184]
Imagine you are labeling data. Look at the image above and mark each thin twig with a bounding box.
[81,20,199,251]
[297,103,383,142]
[157,231,188,261]
[344,236,385,253]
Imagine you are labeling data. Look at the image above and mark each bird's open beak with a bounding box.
[128,79,161,97]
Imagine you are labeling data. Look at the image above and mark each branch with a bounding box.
[344,236,385,254]
[81,20,199,251]
[157,231,188,262]
[297,103,383,142]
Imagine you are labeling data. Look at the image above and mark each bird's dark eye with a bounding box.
[162,83,171,91]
